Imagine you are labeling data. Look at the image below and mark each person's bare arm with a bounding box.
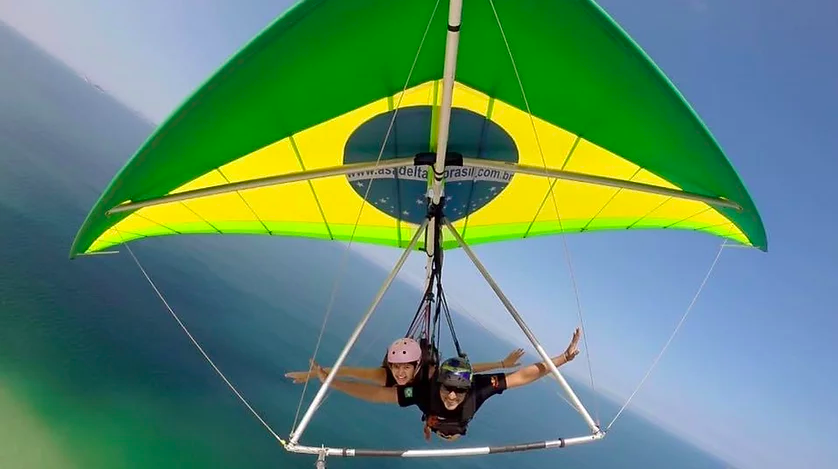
[328,380,399,403]
[285,366,387,385]
[311,362,398,403]
[472,348,525,372]
[505,328,580,390]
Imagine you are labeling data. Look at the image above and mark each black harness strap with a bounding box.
[387,195,474,436]
[422,388,478,439]
[400,198,464,363]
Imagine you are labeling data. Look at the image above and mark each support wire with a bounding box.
[605,239,728,431]
[487,0,600,424]
[119,237,287,447]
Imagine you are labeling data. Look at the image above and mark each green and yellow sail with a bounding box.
[69,0,767,258]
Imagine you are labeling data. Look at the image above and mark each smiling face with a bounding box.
[438,384,468,410]
[389,362,418,385]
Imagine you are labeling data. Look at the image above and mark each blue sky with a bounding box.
[2,1,836,468]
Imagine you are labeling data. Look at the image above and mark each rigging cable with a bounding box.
[116,234,287,447]
[488,0,599,423]
[605,238,728,431]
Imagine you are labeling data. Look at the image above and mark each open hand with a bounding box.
[501,348,525,368]
[284,370,314,384]
[309,358,328,383]
[563,327,582,362]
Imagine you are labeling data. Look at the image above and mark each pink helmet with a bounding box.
[387,338,422,364]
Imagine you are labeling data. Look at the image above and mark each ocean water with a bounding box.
[0,21,733,469]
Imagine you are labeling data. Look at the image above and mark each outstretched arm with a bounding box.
[310,360,398,404]
[472,348,525,372]
[505,328,581,390]
[285,366,387,385]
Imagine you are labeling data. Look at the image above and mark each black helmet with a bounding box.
[437,356,473,390]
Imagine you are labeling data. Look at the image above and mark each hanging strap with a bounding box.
[405,290,433,339]
[400,199,465,363]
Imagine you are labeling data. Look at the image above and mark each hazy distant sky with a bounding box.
[3,1,837,468]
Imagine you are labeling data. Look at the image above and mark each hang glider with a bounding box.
[70,0,767,466]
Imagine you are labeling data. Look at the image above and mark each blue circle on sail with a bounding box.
[343,106,518,224]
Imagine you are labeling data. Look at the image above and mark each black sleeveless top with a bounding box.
[396,373,508,437]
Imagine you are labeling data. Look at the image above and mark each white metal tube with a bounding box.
[430,0,463,206]
[442,218,602,435]
[421,223,435,294]
[105,152,741,218]
[460,158,742,211]
[105,157,415,215]
[422,0,463,298]
[424,220,437,292]
[289,218,428,445]
[285,432,603,458]
[77,250,120,256]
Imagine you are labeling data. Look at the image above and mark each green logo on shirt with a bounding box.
[404,387,413,398]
